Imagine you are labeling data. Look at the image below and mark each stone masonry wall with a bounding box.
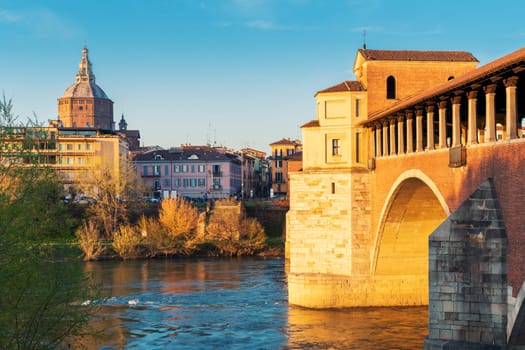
[425,179,508,349]
[288,169,366,276]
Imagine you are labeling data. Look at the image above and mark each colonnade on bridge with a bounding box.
[366,73,524,161]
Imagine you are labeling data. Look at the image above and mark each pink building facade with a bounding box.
[133,146,241,200]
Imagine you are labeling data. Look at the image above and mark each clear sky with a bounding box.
[1,0,524,154]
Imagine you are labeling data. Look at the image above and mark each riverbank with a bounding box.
[74,198,287,261]
[42,237,284,263]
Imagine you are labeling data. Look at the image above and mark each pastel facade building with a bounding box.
[0,126,125,194]
[240,148,270,199]
[269,138,302,197]
[54,128,126,192]
[133,146,241,200]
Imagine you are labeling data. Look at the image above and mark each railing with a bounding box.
[142,172,161,177]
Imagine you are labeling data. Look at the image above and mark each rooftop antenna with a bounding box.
[362,30,367,49]
[206,122,212,146]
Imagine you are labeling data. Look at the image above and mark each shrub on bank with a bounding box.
[139,215,177,257]
[112,225,143,260]
[158,197,198,239]
[76,220,104,261]
[77,197,280,260]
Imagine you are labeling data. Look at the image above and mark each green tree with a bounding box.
[0,96,98,349]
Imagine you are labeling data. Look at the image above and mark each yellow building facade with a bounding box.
[0,126,125,195]
[269,138,302,198]
[287,48,479,308]
[54,128,126,193]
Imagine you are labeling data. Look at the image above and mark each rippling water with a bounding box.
[80,258,427,349]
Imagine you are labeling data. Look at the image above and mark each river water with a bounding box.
[82,258,428,349]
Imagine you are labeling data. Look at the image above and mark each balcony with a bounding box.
[212,171,222,177]
[142,172,161,177]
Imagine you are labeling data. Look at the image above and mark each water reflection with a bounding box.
[78,259,427,349]
[286,306,427,349]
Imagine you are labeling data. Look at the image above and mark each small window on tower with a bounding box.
[332,139,341,156]
[386,76,396,99]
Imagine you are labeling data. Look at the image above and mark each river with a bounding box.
[81,258,428,349]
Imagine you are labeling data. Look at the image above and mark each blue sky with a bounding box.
[1,0,524,154]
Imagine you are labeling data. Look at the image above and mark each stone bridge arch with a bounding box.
[371,170,449,293]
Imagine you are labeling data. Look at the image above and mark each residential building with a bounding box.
[0,126,126,194]
[269,138,302,197]
[286,150,302,199]
[133,145,242,200]
[240,148,270,199]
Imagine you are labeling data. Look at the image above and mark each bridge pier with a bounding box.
[424,179,508,349]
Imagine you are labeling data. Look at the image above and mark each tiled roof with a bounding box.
[270,138,299,146]
[359,49,478,62]
[301,120,319,128]
[367,46,525,122]
[316,80,365,95]
[133,146,236,162]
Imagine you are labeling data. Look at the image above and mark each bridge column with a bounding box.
[406,110,414,153]
[416,109,424,152]
[397,114,405,154]
[438,101,448,148]
[374,122,382,157]
[467,91,478,145]
[369,125,377,159]
[382,120,389,156]
[451,96,462,147]
[426,105,435,150]
[389,117,397,155]
[484,84,497,143]
[504,76,519,140]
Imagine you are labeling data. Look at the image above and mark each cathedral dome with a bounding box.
[62,81,109,99]
[60,46,110,100]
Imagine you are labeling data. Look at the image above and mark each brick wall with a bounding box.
[372,140,525,297]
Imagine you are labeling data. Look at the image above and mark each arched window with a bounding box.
[386,76,396,99]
